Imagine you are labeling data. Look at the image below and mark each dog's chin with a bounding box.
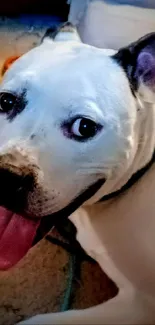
[0,178,105,271]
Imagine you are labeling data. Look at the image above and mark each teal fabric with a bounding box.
[104,0,155,9]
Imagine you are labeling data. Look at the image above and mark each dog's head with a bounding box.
[0,23,155,270]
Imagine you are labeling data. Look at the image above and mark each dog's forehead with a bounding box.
[3,42,123,87]
[2,42,133,117]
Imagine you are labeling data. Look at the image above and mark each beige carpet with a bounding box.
[0,231,117,325]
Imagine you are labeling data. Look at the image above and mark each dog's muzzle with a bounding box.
[0,168,34,213]
[0,166,105,271]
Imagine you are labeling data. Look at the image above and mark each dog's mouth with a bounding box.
[0,179,105,271]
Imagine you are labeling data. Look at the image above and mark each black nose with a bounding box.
[0,168,34,213]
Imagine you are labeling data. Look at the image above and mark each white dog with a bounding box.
[0,22,155,324]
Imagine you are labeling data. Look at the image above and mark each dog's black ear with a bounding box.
[114,33,155,102]
[41,26,55,43]
[41,22,81,44]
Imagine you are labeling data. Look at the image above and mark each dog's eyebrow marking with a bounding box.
[30,134,36,140]
[8,88,28,122]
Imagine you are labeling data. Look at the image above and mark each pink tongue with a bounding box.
[0,207,40,270]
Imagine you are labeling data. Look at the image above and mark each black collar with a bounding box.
[99,150,155,202]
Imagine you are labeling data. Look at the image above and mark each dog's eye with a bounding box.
[63,117,102,141]
[72,118,98,138]
[0,93,17,113]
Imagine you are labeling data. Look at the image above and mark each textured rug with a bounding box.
[0,228,117,324]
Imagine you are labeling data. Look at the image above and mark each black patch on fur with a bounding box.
[41,21,77,43]
[41,26,56,43]
[0,168,34,213]
[30,134,36,140]
[7,89,28,122]
[113,32,155,93]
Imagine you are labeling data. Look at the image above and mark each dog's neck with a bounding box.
[86,99,155,205]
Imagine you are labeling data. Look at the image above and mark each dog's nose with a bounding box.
[0,168,34,212]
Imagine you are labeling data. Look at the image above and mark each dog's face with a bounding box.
[0,40,136,214]
[0,24,155,270]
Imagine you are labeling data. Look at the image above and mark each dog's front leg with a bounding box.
[17,289,154,325]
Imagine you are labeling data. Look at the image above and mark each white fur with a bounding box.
[1,28,155,324]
